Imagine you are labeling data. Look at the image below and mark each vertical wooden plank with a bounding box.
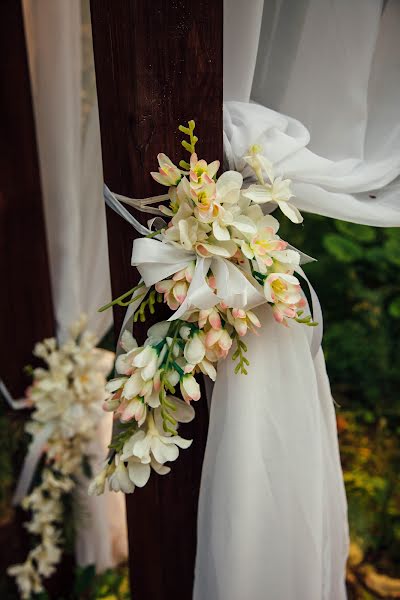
[0,0,55,583]
[90,1,223,597]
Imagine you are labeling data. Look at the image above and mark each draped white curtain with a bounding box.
[22,0,127,571]
[194,1,400,599]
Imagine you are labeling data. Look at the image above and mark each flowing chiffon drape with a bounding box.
[194,305,348,600]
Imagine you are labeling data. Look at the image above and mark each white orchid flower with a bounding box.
[120,414,192,465]
[269,248,301,275]
[120,397,147,426]
[108,460,135,493]
[198,358,217,381]
[151,153,182,186]
[204,327,233,361]
[243,145,274,184]
[164,215,209,250]
[226,308,261,337]
[196,238,237,258]
[216,170,243,205]
[243,177,303,224]
[180,373,201,402]
[211,203,256,241]
[132,346,159,381]
[264,273,303,306]
[240,215,287,274]
[190,153,220,183]
[184,331,206,365]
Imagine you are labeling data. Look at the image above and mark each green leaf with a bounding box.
[384,238,400,266]
[323,234,363,263]
[389,297,400,319]
[334,220,376,242]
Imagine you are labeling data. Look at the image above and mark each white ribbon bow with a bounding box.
[131,237,266,320]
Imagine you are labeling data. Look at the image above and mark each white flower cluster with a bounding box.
[8,317,112,599]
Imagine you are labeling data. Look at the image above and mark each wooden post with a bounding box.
[90,1,223,597]
[0,0,55,582]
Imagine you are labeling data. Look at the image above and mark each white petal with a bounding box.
[133,346,155,368]
[147,321,171,343]
[169,396,196,423]
[216,170,243,203]
[242,184,271,204]
[241,241,254,260]
[232,215,257,235]
[120,330,138,352]
[151,438,179,464]
[278,201,303,224]
[164,435,192,450]
[123,372,143,399]
[105,377,127,393]
[151,458,171,475]
[146,390,161,408]
[213,220,231,241]
[128,460,151,487]
[184,335,205,365]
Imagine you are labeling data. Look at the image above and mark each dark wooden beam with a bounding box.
[0,0,55,586]
[90,1,223,597]
[0,0,55,397]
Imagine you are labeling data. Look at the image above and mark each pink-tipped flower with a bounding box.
[271,302,297,327]
[172,261,195,283]
[151,153,182,187]
[156,277,189,310]
[198,307,222,330]
[190,177,218,223]
[184,332,206,366]
[227,308,261,337]
[205,327,233,361]
[190,153,220,183]
[264,273,302,306]
[120,398,147,426]
[180,374,201,403]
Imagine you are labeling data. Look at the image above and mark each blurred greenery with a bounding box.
[280,215,400,597]
[1,216,400,598]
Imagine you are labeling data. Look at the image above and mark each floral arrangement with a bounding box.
[8,318,113,599]
[90,121,315,496]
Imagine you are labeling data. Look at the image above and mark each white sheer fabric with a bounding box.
[195,1,400,599]
[195,307,348,600]
[22,0,127,571]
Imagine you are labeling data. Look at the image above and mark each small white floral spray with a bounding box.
[7,317,113,599]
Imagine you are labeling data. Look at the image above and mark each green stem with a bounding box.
[146,228,164,239]
[98,283,146,312]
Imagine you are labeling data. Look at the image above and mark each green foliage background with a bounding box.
[280,215,400,584]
